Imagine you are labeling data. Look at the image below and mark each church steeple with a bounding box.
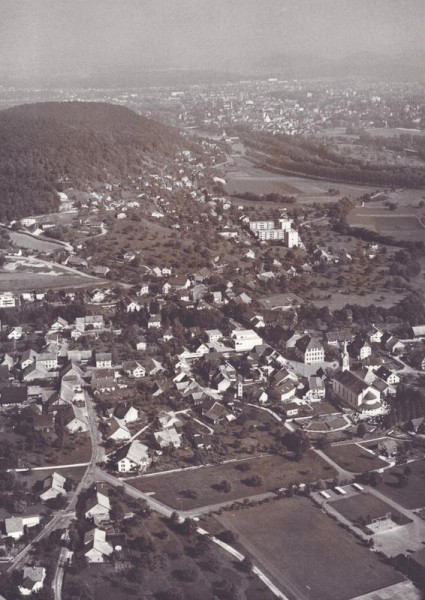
[341,340,350,372]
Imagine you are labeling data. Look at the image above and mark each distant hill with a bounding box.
[0,101,184,221]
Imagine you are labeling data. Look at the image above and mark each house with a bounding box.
[368,325,384,343]
[412,325,425,338]
[375,365,400,386]
[231,328,263,352]
[251,315,265,329]
[234,292,252,305]
[325,330,353,347]
[50,317,69,331]
[136,337,147,351]
[126,300,142,313]
[295,335,324,364]
[202,399,229,425]
[19,566,46,596]
[84,528,113,563]
[8,327,23,340]
[157,411,183,430]
[61,404,89,434]
[4,515,40,540]
[116,440,151,473]
[122,360,145,379]
[22,362,52,382]
[273,380,298,402]
[306,376,326,400]
[212,291,223,304]
[383,334,405,355]
[154,427,182,449]
[85,488,111,525]
[95,352,113,369]
[282,402,300,418]
[148,314,161,329]
[92,369,116,393]
[0,292,17,308]
[113,404,139,424]
[75,315,104,333]
[0,386,28,406]
[332,370,383,415]
[106,418,131,442]
[40,472,67,501]
[88,289,107,304]
[206,329,223,343]
[36,353,58,370]
[136,283,150,296]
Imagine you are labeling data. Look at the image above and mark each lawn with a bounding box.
[217,497,404,600]
[129,452,336,511]
[324,443,389,473]
[62,511,275,600]
[331,493,411,529]
[377,459,425,510]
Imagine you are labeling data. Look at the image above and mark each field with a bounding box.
[377,459,425,510]
[347,212,425,242]
[225,155,376,203]
[324,443,389,473]
[0,256,101,292]
[331,493,411,528]
[217,497,403,600]
[62,510,274,600]
[129,453,336,511]
[311,290,405,311]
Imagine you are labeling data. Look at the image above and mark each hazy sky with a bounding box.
[0,0,424,79]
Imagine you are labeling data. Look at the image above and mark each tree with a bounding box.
[357,423,367,438]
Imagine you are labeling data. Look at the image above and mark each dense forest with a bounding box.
[238,128,425,188]
[0,101,186,221]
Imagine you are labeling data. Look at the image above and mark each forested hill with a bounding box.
[0,101,184,221]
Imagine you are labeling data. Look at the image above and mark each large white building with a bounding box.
[0,292,17,308]
[332,370,384,415]
[249,218,301,247]
[231,328,263,352]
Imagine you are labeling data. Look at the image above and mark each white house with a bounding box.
[295,335,324,364]
[116,440,151,473]
[85,490,111,525]
[4,515,40,540]
[40,472,67,501]
[84,528,113,563]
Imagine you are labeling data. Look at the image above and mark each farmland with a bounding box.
[226,155,377,204]
[217,497,404,600]
[324,443,389,473]
[129,453,336,511]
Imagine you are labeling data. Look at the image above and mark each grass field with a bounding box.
[378,459,425,510]
[347,212,425,242]
[63,510,274,600]
[217,497,403,600]
[331,493,411,528]
[324,444,389,473]
[130,453,336,511]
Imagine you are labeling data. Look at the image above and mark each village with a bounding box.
[0,90,424,600]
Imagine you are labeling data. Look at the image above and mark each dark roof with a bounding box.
[295,335,323,353]
[0,386,27,405]
[334,371,368,394]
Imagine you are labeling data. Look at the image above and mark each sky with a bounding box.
[0,0,424,81]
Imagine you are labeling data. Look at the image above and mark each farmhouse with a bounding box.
[19,566,46,596]
[116,440,151,473]
[84,528,113,563]
[40,472,67,501]
[4,515,40,540]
